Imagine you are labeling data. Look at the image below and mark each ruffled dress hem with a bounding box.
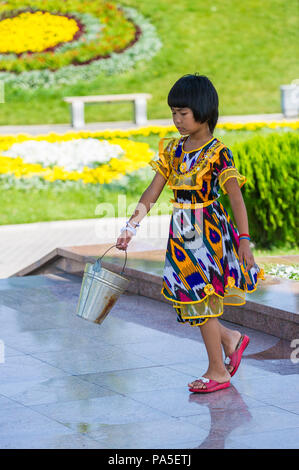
[161,269,265,327]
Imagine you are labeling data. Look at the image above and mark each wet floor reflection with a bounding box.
[247,338,294,360]
[188,386,252,449]
[1,273,298,449]
[246,338,299,375]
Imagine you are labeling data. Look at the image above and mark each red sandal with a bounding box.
[225,334,250,377]
[189,377,230,393]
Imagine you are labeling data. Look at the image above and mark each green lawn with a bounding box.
[0,182,172,224]
[1,0,298,125]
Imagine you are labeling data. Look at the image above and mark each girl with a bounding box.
[116,74,264,393]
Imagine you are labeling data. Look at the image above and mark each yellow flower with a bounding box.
[259,268,265,279]
[227,276,235,288]
[3,120,294,146]
[179,162,187,172]
[0,11,79,54]
[204,284,215,296]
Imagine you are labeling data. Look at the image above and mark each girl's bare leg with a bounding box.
[188,318,231,390]
[218,322,242,373]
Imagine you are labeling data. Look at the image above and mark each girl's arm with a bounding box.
[224,178,255,271]
[116,172,167,250]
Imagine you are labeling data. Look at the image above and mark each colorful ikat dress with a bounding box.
[149,136,265,326]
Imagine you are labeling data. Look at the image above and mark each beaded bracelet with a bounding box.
[120,225,136,236]
[120,220,140,236]
[129,220,140,228]
[239,233,250,238]
[239,236,251,241]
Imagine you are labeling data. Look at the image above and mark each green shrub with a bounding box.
[229,132,298,249]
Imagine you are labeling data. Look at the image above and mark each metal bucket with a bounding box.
[75,245,130,324]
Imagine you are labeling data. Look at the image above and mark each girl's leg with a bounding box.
[218,322,242,373]
[188,318,231,390]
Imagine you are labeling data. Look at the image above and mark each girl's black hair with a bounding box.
[167,74,219,133]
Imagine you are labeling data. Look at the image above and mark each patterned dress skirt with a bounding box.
[161,198,265,326]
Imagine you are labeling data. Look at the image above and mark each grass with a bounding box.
[1,0,298,125]
[1,179,298,257]
[0,184,172,224]
[254,247,299,257]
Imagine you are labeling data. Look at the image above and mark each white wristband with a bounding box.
[120,225,136,236]
[127,220,140,228]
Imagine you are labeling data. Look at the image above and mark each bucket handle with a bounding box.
[96,244,127,274]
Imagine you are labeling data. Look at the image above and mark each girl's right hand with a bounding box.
[116,230,133,251]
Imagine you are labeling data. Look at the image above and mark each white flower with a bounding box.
[266,264,299,281]
[3,139,124,171]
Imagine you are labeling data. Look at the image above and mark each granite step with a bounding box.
[10,244,299,341]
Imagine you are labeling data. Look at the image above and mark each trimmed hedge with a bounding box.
[229,132,298,249]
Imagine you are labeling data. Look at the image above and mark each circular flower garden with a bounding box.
[0,121,298,188]
[0,0,162,88]
[0,132,155,184]
[0,10,81,54]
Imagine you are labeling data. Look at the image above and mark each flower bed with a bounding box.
[0,121,298,187]
[264,264,299,281]
[0,1,162,88]
[0,134,154,184]
[68,120,297,139]
[0,10,80,54]
[0,10,102,57]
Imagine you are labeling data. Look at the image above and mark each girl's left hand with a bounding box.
[238,239,255,271]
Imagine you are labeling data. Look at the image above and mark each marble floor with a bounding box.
[0,273,299,449]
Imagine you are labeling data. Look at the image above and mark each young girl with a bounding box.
[116,74,264,393]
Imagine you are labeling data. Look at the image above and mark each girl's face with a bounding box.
[171,107,203,135]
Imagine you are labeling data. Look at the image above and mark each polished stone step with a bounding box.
[10,244,299,341]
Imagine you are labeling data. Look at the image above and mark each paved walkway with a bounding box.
[0,272,298,449]
[0,114,297,136]
[0,216,170,278]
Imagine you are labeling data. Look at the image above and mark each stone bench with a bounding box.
[63,93,152,128]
